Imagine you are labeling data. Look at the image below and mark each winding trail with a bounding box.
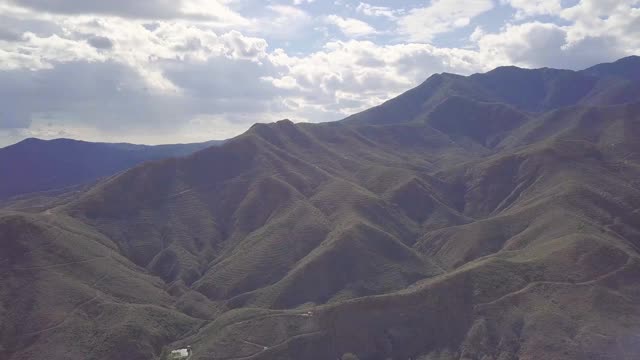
[218,331,324,360]
[168,189,194,199]
[23,290,101,336]
[182,311,319,360]
[240,339,268,350]
[210,312,317,333]
[23,273,111,336]
[475,257,633,309]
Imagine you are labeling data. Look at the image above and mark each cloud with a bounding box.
[397,0,494,42]
[473,21,629,70]
[501,0,562,18]
[324,15,377,37]
[7,0,180,18]
[0,58,282,145]
[0,32,105,71]
[476,22,566,66]
[253,5,313,40]
[0,61,182,130]
[560,0,640,51]
[0,27,24,42]
[219,30,268,59]
[87,35,113,49]
[356,2,399,19]
[6,0,252,30]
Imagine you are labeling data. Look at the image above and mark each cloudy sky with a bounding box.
[0,0,638,146]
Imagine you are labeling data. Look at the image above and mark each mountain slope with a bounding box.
[0,212,202,360]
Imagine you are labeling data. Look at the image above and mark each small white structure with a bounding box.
[170,346,192,359]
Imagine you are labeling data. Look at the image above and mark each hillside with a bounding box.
[0,138,223,201]
[1,56,640,360]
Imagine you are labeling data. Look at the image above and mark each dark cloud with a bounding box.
[554,36,628,70]
[0,61,186,132]
[0,27,24,42]
[87,35,114,49]
[142,23,161,32]
[0,54,292,140]
[161,56,285,114]
[0,15,62,38]
[8,0,179,18]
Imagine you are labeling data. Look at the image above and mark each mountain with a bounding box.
[1,57,640,360]
[0,138,224,202]
[343,55,640,126]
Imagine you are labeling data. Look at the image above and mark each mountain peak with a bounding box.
[276,118,295,126]
[14,137,45,145]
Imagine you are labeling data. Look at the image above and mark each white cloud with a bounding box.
[397,0,494,42]
[501,0,562,19]
[473,21,629,70]
[324,15,377,38]
[265,40,483,115]
[469,26,485,42]
[560,0,640,51]
[253,5,313,40]
[356,2,399,19]
[7,0,250,27]
[475,22,568,67]
[6,0,179,18]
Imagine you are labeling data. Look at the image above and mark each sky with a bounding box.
[0,0,639,147]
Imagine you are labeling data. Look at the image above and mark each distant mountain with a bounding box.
[2,57,640,360]
[0,138,223,201]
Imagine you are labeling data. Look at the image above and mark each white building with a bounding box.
[170,346,191,359]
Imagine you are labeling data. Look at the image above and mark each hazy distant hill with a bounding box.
[1,57,640,360]
[0,138,223,201]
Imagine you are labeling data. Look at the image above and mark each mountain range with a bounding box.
[1,56,640,360]
[0,138,224,203]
